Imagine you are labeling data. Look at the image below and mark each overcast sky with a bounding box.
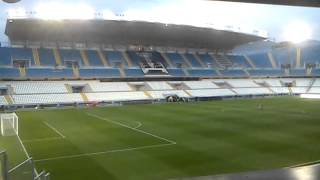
[0,0,320,43]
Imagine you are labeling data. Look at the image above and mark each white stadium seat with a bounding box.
[88,82,132,92]
[233,88,272,95]
[11,82,68,94]
[225,79,261,88]
[146,82,174,90]
[183,81,219,89]
[294,79,312,87]
[308,87,320,94]
[291,87,308,94]
[186,89,235,97]
[12,94,83,105]
[86,92,149,102]
[312,79,320,87]
[264,79,282,87]
[270,87,289,94]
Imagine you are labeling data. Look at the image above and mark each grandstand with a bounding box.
[1,9,320,180]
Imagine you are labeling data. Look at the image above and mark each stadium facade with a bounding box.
[1,18,320,108]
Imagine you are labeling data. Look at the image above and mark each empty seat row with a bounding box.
[88,82,132,92]
[86,92,149,102]
[12,94,83,105]
[184,81,219,89]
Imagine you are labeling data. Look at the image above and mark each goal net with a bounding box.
[0,113,18,136]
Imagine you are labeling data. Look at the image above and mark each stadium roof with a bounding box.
[5,19,264,50]
[217,0,320,7]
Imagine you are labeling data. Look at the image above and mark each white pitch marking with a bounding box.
[34,143,174,162]
[22,137,64,143]
[43,121,66,138]
[289,160,320,168]
[15,134,30,159]
[133,121,142,129]
[87,113,176,144]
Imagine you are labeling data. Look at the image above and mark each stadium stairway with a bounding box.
[244,55,256,68]
[119,68,126,77]
[212,54,232,68]
[80,50,90,66]
[80,92,89,102]
[181,54,192,68]
[65,84,73,93]
[284,68,290,76]
[215,69,222,76]
[267,52,277,68]
[122,52,134,67]
[194,53,206,68]
[72,65,80,78]
[143,91,153,99]
[306,78,316,93]
[53,48,62,66]
[208,54,222,68]
[296,47,301,68]
[243,69,251,76]
[4,95,13,105]
[32,48,41,66]
[97,49,110,67]
[287,87,293,95]
[182,68,190,76]
[161,52,174,68]
[19,67,26,78]
[229,88,239,96]
[183,89,193,97]
[307,67,312,76]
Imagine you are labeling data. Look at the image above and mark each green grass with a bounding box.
[1,97,320,180]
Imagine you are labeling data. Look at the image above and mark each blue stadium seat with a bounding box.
[248,69,283,77]
[167,68,185,77]
[38,48,56,66]
[248,53,272,68]
[166,53,184,66]
[184,53,202,68]
[272,48,296,67]
[227,55,251,68]
[86,50,103,66]
[311,69,320,76]
[301,45,320,65]
[11,48,34,65]
[151,52,168,67]
[290,69,306,76]
[79,68,120,78]
[0,47,12,66]
[126,51,141,67]
[220,69,247,77]
[197,54,219,67]
[0,67,20,78]
[26,68,74,78]
[59,49,82,64]
[124,68,144,77]
[188,69,218,77]
[105,51,127,67]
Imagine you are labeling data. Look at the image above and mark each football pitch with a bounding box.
[1,97,320,180]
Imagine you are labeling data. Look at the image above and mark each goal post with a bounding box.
[0,113,18,136]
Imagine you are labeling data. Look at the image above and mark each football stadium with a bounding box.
[1,0,320,180]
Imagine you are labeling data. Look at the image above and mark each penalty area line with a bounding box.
[34,142,175,162]
[87,113,176,145]
[43,121,66,138]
